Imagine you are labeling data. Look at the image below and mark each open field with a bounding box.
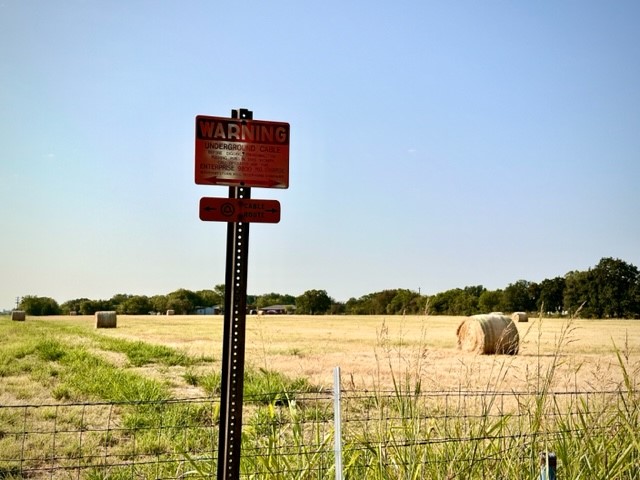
[1,314,639,478]
[17,314,640,394]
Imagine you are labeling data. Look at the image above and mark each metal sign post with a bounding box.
[195,107,289,480]
[217,108,252,480]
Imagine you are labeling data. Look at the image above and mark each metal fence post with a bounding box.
[540,452,557,480]
[333,367,343,480]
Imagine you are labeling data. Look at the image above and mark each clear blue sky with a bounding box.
[1,1,639,309]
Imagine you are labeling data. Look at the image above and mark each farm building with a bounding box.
[195,306,221,315]
[258,304,296,315]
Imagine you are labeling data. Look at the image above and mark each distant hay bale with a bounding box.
[69,311,77,316]
[95,311,117,329]
[512,311,528,323]
[166,309,175,316]
[11,310,26,322]
[456,314,519,355]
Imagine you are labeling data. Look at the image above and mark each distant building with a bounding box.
[257,304,296,315]
[195,306,221,315]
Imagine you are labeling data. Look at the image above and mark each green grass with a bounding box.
[183,366,319,405]
[92,335,198,367]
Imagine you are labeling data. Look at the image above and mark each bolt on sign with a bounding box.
[195,115,290,189]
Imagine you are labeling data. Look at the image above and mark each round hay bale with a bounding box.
[166,309,175,316]
[456,314,519,355]
[512,311,528,323]
[11,310,26,322]
[95,311,117,329]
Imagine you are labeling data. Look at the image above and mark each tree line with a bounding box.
[17,285,313,316]
[346,257,639,319]
[15,257,640,319]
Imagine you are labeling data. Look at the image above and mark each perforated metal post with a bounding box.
[217,108,253,480]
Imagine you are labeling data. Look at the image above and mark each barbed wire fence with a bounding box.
[1,382,638,479]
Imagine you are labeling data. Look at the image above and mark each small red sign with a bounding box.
[199,197,281,224]
[195,115,290,189]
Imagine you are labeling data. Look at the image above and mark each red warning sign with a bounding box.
[195,115,290,189]
[199,197,281,224]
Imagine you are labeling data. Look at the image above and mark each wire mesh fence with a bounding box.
[1,387,638,479]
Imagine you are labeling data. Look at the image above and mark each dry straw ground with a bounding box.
[41,314,640,394]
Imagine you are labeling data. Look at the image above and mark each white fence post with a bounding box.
[333,366,343,480]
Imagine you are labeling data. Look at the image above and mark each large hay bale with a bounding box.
[11,310,26,322]
[456,314,519,355]
[512,311,528,323]
[166,309,175,316]
[95,311,117,329]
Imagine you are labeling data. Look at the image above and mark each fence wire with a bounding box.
[0,388,638,479]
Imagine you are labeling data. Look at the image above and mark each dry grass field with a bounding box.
[41,314,640,394]
[2,314,639,478]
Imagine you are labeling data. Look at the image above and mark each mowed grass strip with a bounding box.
[0,316,324,478]
[0,318,171,403]
[91,335,201,367]
[0,316,311,403]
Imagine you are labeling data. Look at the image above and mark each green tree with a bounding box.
[196,289,223,308]
[478,289,503,313]
[429,289,460,315]
[386,289,423,314]
[109,294,130,311]
[344,290,415,315]
[345,296,367,314]
[118,295,152,315]
[591,257,640,318]
[213,284,225,298]
[538,277,565,314]
[455,286,484,315]
[296,289,333,314]
[198,284,229,312]
[60,298,90,315]
[256,292,296,309]
[329,301,346,315]
[19,295,61,316]
[165,289,199,314]
[372,290,399,314]
[80,299,113,315]
[563,258,640,318]
[428,287,483,316]
[149,295,168,314]
[502,280,537,313]
[564,270,596,317]
[631,280,640,318]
